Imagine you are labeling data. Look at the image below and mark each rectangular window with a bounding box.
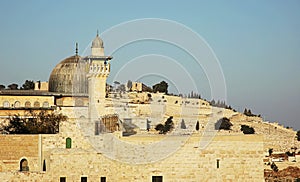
[217,159,220,169]
[81,177,87,182]
[100,177,106,182]
[152,176,163,182]
[60,177,66,182]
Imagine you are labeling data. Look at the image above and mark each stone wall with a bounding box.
[0,134,264,181]
[0,135,40,172]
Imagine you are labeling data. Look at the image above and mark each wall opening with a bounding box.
[60,177,66,182]
[66,137,72,149]
[20,158,29,172]
[100,177,106,182]
[152,176,163,182]
[217,159,220,169]
[81,176,87,182]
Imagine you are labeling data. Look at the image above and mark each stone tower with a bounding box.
[86,33,112,121]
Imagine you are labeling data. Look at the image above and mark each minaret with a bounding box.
[87,32,112,122]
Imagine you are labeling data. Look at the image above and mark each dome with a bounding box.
[48,55,89,94]
[92,34,104,48]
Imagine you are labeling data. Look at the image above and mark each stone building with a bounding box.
[0,33,266,181]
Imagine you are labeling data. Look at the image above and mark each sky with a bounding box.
[0,0,299,130]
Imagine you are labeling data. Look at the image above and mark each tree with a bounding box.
[21,80,34,90]
[297,130,300,141]
[7,83,18,90]
[241,125,255,134]
[181,119,187,129]
[152,81,168,94]
[215,117,232,130]
[270,162,278,172]
[268,148,273,156]
[3,111,67,134]
[195,121,199,131]
[127,80,132,91]
[155,116,174,134]
[0,84,5,90]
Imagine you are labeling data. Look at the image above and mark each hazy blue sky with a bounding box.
[0,0,299,130]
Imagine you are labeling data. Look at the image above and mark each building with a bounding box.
[0,33,265,181]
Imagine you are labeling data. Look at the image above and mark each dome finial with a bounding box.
[75,42,78,55]
[97,29,99,37]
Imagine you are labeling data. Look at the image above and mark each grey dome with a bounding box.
[48,55,89,94]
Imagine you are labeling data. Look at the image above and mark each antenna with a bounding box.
[75,42,78,55]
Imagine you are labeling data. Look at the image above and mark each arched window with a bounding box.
[20,158,29,171]
[42,101,49,108]
[66,137,72,149]
[75,99,84,106]
[3,101,10,108]
[34,101,40,107]
[25,101,31,108]
[14,101,20,108]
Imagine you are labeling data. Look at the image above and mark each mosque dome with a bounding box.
[48,55,89,94]
[91,34,104,48]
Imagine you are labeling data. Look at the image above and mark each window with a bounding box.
[66,137,72,149]
[216,159,220,169]
[60,177,66,182]
[42,101,49,108]
[34,101,40,107]
[20,158,29,171]
[81,177,87,182]
[14,101,20,108]
[25,101,31,107]
[152,176,163,182]
[100,177,106,182]
[3,101,10,108]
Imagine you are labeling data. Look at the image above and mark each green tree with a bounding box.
[268,148,273,156]
[127,80,132,91]
[241,125,255,134]
[152,81,168,94]
[7,83,18,90]
[181,119,187,129]
[3,111,67,134]
[195,121,200,131]
[0,84,5,90]
[21,80,35,90]
[215,117,232,130]
[155,116,174,134]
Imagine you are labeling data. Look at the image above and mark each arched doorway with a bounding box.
[20,158,29,171]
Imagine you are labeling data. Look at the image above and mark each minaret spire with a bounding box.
[97,29,99,37]
[75,42,78,55]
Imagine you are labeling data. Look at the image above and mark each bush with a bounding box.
[155,116,174,134]
[240,125,255,134]
[215,117,232,130]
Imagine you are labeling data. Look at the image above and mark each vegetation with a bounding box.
[240,125,255,134]
[243,108,261,117]
[127,80,132,91]
[152,81,168,94]
[269,148,273,156]
[21,80,34,90]
[155,116,174,134]
[215,117,232,130]
[195,121,199,131]
[180,119,186,129]
[187,91,201,99]
[271,162,279,172]
[0,84,5,90]
[7,83,18,90]
[209,99,233,110]
[2,110,67,134]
